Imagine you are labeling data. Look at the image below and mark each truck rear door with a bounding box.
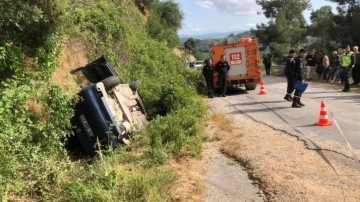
[225,47,247,76]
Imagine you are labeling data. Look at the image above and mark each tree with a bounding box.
[157,0,183,31]
[308,6,340,51]
[326,0,360,15]
[184,38,197,52]
[253,0,310,62]
[0,0,64,75]
[326,0,360,46]
[145,0,183,48]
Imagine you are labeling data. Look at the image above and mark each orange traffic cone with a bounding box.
[315,101,332,126]
[258,80,267,95]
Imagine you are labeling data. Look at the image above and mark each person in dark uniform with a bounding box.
[351,46,360,85]
[202,58,215,98]
[215,55,230,97]
[283,50,296,102]
[292,49,307,108]
[263,53,272,75]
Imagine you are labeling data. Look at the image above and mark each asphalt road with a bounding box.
[224,75,360,158]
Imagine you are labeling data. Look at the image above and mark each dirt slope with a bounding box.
[53,40,88,94]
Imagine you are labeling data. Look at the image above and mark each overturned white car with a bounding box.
[67,56,148,155]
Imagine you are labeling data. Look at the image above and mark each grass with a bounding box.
[211,112,234,133]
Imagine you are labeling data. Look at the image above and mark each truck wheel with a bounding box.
[129,80,141,91]
[245,84,257,91]
[102,76,121,89]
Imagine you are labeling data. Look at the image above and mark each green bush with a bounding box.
[0,75,74,199]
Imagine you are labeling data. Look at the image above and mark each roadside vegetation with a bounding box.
[0,0,206,201]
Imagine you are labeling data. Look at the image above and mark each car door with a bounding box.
[70,55,120,83]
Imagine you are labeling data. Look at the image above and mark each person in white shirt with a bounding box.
[320,50,329,80]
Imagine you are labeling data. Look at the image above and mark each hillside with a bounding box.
[0,1,206,201]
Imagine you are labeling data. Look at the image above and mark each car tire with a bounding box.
[129,80,141,91]
[102,76,121,90]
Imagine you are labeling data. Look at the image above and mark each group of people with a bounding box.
[201,45,360,103]
[303,46,359,91]
[202,55,230,98]
[283,45,360,108]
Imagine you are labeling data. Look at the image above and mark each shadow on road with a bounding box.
[229,106,290,114]
[231,100,284,106]
[225,87,248,96]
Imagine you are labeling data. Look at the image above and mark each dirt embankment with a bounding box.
[53,40,88,94]
[167,97,360,202]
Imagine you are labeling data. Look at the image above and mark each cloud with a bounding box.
[245,23,257,28]
[196,0,261,15]
[179,23,207,35]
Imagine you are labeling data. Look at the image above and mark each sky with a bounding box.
[175,0,339,37]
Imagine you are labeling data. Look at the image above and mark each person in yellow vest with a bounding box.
[340,45,354,92]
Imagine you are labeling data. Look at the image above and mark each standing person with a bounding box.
[305,50,318,80]
[351,46,360,85]
[202,59,215,98]
[335,50,344,83]
[340,45,354,92]
[283,50,296,102]
[316,52,324,79]
[320,50,330,80]
[215,55,230,97]
[279,54,288,76]
[328,51,340,82]
[292,49,307,108]
[263,53,272,75]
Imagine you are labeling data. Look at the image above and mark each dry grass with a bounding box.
[25,99,45,120]
[211,112,234,133]
[52,39,88,94]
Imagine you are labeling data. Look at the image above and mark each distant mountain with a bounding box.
[179,30,247,42]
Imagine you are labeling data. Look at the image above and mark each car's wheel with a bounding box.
[129,80,141,91]
[102,76,121,89]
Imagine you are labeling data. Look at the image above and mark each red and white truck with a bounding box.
[211,37,262,90]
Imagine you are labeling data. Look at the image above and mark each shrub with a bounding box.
[0,75,74,199]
